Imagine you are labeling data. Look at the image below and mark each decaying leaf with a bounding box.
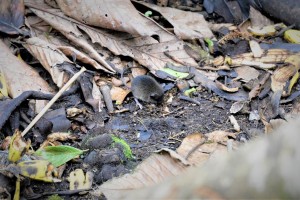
[67,169,93,190]
[271,65,297,93]
[230,49,293,69]
[248,25,277,37]
[229,115,240,132]
[17,160,61,182]
[8,130,30,163]
[284,29,300,44]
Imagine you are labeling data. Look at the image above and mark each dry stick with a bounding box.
[21,67,86,137]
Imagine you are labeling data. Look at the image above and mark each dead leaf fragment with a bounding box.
[230,101,246,114]
[249,40,264,58]
[229,115,240,132]
[235,66,260,83]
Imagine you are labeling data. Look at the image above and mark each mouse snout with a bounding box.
[150,93,164,103]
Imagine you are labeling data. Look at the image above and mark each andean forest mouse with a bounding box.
[130,75,164,109]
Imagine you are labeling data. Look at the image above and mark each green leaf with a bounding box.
[112,136,133,159]
[144,11,152,17]
[160,68,189,79]
[35,145,84,167]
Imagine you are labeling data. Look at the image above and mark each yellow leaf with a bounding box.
[67,169,93,190]
[284,29,300,44]
[17,160,61,182]
[0,68,8,99]
[8,130,30,162]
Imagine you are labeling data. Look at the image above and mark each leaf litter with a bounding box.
[0,0,300,199]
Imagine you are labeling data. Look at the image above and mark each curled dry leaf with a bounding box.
[56,0,158,37]
[215,80,239,93]
[271,65,297,92]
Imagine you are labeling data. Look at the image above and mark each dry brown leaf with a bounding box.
[135,1,214,39]
[56,0,157,37]
[176,133,210,165]
[92,152,188,199]
[234,66,260,83]
[110,86,131,105]
[23,37,71,88]
[0,40,53,98]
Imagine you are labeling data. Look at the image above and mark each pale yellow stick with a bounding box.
[21,67,86,137]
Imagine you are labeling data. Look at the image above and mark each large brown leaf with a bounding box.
[56,0,158,37]
[0,40,53,98]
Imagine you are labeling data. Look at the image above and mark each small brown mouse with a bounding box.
[131,75,164,109]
